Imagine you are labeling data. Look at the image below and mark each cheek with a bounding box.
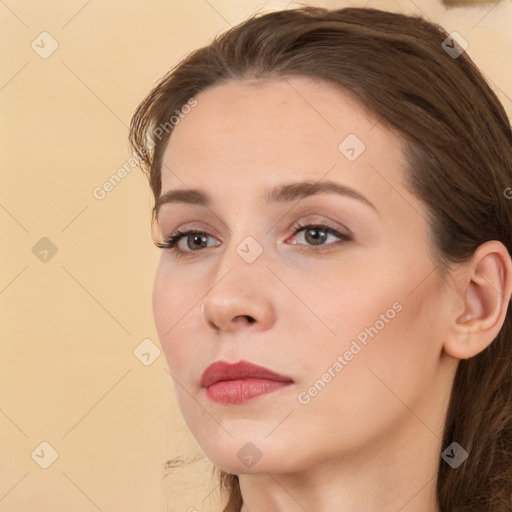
[297,273,443,430]
[281,258,403,358]
[152,263,174,344]
[152,260,203,373]
[289,251,443,404]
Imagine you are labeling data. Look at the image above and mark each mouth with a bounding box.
[200,360,294,404]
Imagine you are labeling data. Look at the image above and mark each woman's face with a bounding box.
[153,77,455,474]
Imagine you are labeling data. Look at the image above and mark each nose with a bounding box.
[201,245,277,334]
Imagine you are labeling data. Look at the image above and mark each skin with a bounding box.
[152,76,512,512]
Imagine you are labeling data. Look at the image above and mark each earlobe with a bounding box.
[444,241,512,360]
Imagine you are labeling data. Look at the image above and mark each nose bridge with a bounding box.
[201,221,275,333]
[215,208,269,278]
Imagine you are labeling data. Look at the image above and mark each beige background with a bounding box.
[0,1,511,511]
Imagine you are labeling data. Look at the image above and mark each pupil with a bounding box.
[306,228,326,245]
[190,234,206,249]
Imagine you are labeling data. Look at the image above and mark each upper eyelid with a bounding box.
[159,213,352,238]
[165,221,344,239]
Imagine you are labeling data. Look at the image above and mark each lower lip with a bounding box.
[205,378,292,404]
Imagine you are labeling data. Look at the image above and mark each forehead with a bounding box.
[160,76,412,215]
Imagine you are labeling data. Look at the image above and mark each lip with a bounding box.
[201,360,294,404]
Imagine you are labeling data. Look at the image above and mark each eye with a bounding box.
[287,221,352,248]
[154,229,220,257]
[155,221,352,257]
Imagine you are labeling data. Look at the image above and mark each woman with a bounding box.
[129,6,512,512]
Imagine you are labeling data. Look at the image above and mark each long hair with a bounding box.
[129,7,512,511]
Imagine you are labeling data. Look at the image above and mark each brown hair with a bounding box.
[129,6,512,512]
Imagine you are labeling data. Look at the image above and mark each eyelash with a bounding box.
[155,221,352,258]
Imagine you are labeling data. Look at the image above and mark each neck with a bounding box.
[237,417,443,512]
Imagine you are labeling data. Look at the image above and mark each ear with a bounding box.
[444,240,512,360]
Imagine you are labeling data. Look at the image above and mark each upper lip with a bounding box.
[201,360,294,388]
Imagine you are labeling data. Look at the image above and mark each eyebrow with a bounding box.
[154,180,378,216]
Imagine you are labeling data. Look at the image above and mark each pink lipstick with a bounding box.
[201,360,294,404]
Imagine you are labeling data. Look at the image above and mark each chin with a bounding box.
[196,430,301,475]
[204,448,281,475]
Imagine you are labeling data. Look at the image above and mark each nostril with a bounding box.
[236,315,256,324]
[208,319,220,331]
